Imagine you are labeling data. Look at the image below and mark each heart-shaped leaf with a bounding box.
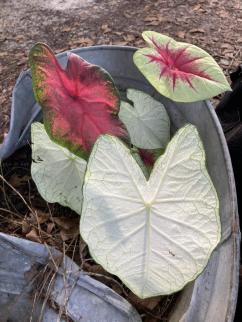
[31,122,86,214]
[133,31,231,102]
[29,43,126,158]
[119,89,170,149]
[80,125,221,298]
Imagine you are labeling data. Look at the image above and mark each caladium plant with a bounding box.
[29,43,126,158]
[29,32,227,299]
[134,31,231,102]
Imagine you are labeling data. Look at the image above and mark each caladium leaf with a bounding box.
[31,122,86,214]
[80,125,221,298]
[133,31,231,102]
[119,89,170,149]
[29,43,126,158]
[138,148,164,170]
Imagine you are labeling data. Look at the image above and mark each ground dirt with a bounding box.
[1,0,242,140]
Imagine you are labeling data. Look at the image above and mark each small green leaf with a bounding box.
[133,31,231,102]
[119,89,170,149]
[80,125,221,298]
[31,122,86,214]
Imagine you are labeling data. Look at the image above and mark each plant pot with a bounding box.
[0,46,240,322]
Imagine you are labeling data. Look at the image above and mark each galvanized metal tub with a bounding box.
[0,46,240,322]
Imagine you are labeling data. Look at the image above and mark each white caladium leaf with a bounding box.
[119,89,170,149]
[80,124,221,298]
[133,31,231,102]
[31,122,86,214]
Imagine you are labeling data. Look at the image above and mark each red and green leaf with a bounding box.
[134,31,231,102]
[139,148,164,171]
[29,43,126,158]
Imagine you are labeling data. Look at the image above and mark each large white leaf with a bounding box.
[119,89,170,149]
[80,125,221,298]
[31,122,86,214]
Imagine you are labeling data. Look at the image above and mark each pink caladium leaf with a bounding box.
[138,148,164,172]
[133,31,231,102]
[29,43,126,158]
[138,148,156,167]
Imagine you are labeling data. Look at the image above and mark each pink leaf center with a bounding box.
[145,37,212,90]
[31,44,126,156]
[139,148,155,167]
